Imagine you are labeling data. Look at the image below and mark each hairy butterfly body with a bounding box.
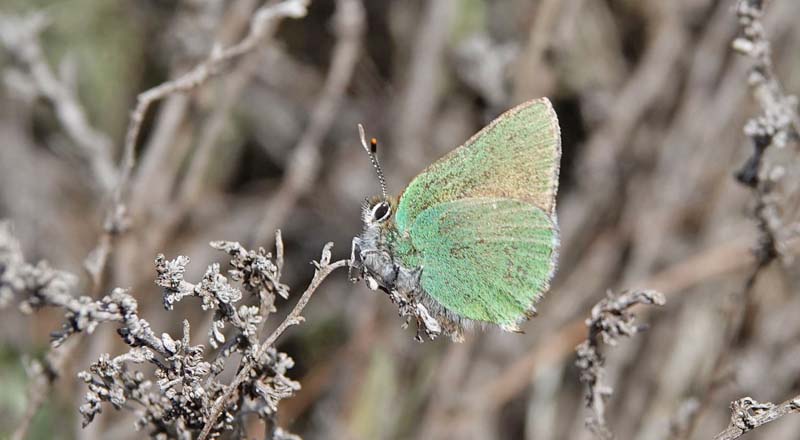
[350,98,561,341]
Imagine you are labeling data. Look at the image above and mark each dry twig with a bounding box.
[392,0,456,170]
[0,13,117,193]
[117,0,310,209]
[254,0,365,245]
[713,395,800,440]
[732,0,800,266]
[0,221,86,440]
[197,244,348,440]
[575,289,665,440]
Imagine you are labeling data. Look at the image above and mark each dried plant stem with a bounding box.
[512,0,563,101]
[174,56,261,209]
[733,0,800,261]
[197,249,348,440]
[0,220,87,439]
[713,395,800,440]
[575,290,665,439]
[558,4,685,264]
[130,0,261,212]
[254,0,365,245]
[393,0,456,170]
[116,0,310,210]
[0,13,116,192]
[174,2,290,210]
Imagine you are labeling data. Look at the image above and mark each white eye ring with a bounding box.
[371,202,391,223]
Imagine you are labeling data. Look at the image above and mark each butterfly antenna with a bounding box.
[358,124,388,200]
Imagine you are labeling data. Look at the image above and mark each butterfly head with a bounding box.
[362,195,398,228]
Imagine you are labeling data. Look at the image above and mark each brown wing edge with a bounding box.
[507,211,560,332]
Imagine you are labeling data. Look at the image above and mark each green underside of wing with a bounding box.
[404,197,557,326]
[395,98,560,234]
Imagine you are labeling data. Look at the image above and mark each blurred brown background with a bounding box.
[2,0,800,439]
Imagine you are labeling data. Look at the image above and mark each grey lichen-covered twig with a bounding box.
[575,289,666,440]
[197,243,348,440]
[158,233,290,357]
[1,3,319,437]
[0,221,77,310]
[732,0,800,268]
[712,395,800,440]
[1,221,87,440]
[2,219,346,438]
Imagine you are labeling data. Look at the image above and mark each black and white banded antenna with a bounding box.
[358,124,388,200]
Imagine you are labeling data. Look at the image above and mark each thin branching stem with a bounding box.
[713,395,800,440]
[197,249,348,440]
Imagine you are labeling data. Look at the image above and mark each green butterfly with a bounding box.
[350,98,561,341]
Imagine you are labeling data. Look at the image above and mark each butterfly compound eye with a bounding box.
[372,202,391,222]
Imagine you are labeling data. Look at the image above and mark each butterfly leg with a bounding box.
[349,237,363,282]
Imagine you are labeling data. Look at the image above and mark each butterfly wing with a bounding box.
[395,98,561,233]
[408,197,558,330]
